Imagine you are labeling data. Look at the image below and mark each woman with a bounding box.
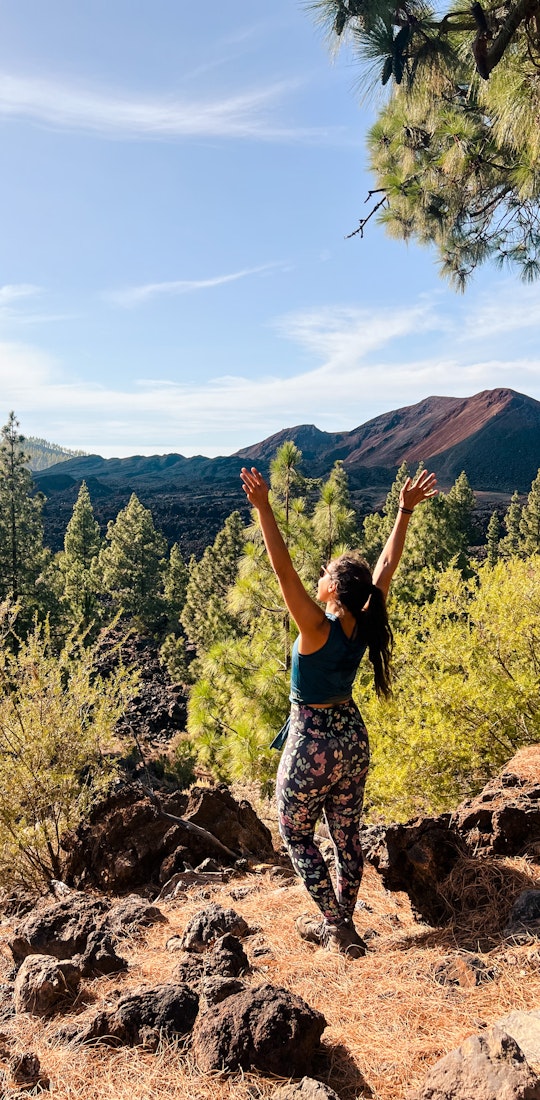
[240,465,437,958]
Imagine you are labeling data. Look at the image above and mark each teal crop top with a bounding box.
[289,613,367,705]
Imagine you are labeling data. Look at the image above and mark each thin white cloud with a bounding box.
[0,284,41,308]
[459,281,540,342]
[275,303,441,365]
[108,263,289,308]
[0,72,340,143]
[2,291,540,456]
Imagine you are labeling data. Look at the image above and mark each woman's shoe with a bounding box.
[296,914,367,957]
[295,913,326,945]
[323,920,367,959]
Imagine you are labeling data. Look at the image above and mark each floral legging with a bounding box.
[276,700,370,926]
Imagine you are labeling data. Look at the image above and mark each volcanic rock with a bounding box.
[272,1080,341,1100]
[8,894,110,964]
[365,815,466,925]
[204,933,249,978]
[58,983,199,1048]
[61,783,274,891]
[74,930,128,978]
[496,1010,540,1068]
[14,955,81,1016]
[179,905,249,953]
[453,746,540,857]
[409,1027,540,1100]
[192,982,326,1075]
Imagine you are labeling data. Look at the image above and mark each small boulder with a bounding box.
[59,982,199,1047]
[180,904,249,953]
[75,930,128,978]
[14,955,81,1017]
[409,1027,540,1100]
[204,934,249,979]
[272,1080,341,1100]
[8,894,110,964]
[202,977,247,1006]
[496,1010,540,1068]
[104,895,167,937]
[192,982,326,1075]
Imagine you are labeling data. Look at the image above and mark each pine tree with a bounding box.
[269,442,304,542]
[0,412,47,619]
[164,543,189,622]
[446,471,475,566]
[520,469,540,555]
[312,1,540,285]
[360,462,410,567]
[99,494,167,626]
[486,511,500,568]
[312,461,358,563]
[499,490,523,558]
[181,512,245,654]
[60,481,102,628]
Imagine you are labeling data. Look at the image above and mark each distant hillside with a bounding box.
[26,437,87,472]
[33,388,540,554]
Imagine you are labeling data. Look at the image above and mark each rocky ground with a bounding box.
[1,752,540,1099]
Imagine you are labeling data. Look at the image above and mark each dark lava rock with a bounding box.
[74,931,128,978]
[204,934,249,978]
[192,982,326,1075]
[180,905,249,953]
[61,783,274,892]
[104,895,167,936]
[366,815,466,925]
[58,983,199,1048]
[186,784,274,861]
[364,747,540,927]
[202,977,247,1006]
[8,894,110,965]
[453,746,540,857]
[95,630,187,746]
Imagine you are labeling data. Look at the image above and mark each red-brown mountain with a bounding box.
[236,388,540,489]
[35,388,540,553]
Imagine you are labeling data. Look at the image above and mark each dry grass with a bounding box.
[1,838,540,1099]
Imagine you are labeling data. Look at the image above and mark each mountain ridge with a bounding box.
[34,388,540,554]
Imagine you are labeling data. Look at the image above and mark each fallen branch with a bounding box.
[156,869,231,901]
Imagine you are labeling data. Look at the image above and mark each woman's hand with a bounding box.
[240,466,270,510]
[400,470,438,512]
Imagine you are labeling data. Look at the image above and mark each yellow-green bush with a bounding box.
[0,608,136,887]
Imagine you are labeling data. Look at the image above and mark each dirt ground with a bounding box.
[1,830,540,1100]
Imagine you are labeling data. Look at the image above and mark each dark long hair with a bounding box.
[328,552,393,698]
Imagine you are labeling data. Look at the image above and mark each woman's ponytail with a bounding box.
[364,583,393,698]
[328,553,393,698]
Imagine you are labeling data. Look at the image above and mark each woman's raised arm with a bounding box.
[240,467,326,637]
[373,470,438,598]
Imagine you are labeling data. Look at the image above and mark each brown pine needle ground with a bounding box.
[2,850,540,1100]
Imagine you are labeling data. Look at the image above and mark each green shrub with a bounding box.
[0,607,137,887]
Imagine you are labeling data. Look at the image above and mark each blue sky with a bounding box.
[1,1,540,458]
